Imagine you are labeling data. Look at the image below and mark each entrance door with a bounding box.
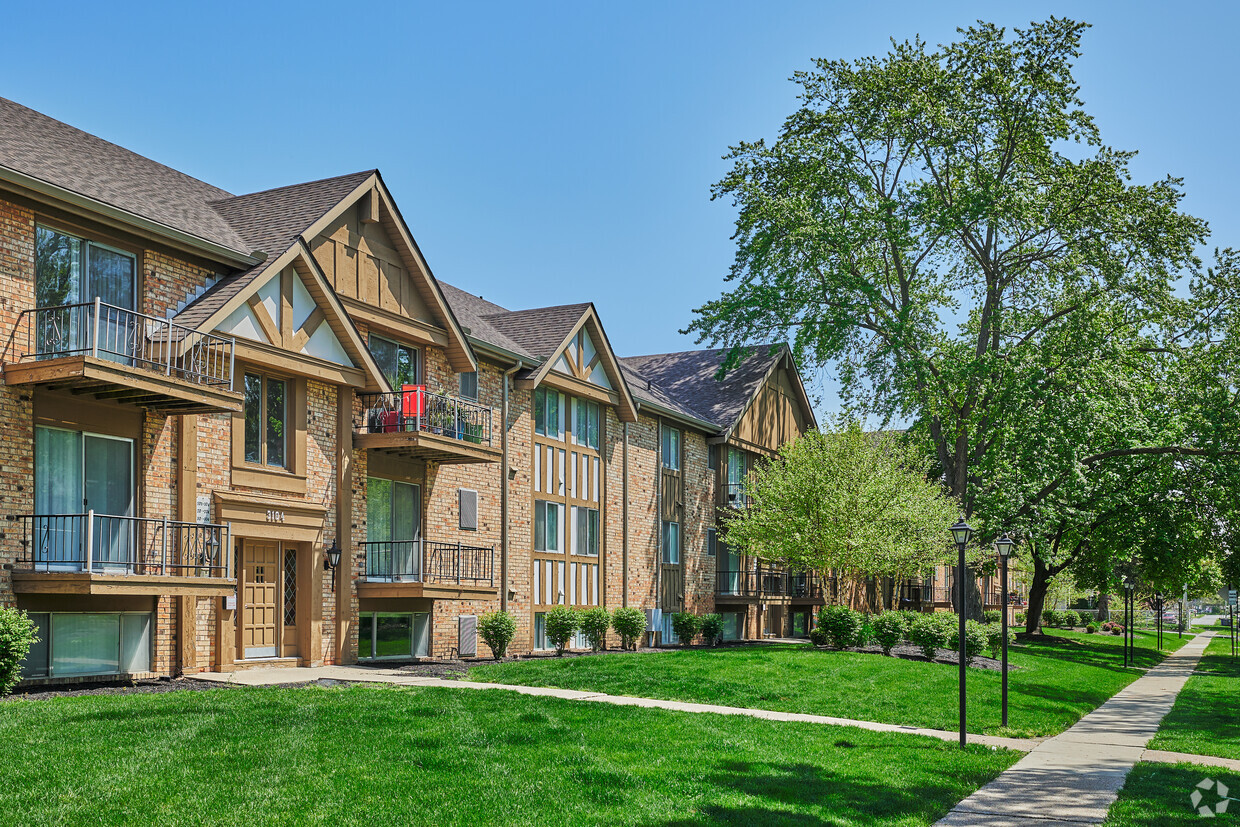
[84,434,134,568]
[241,541,280,659]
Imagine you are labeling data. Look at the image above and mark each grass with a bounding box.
[0,684,1018,826]
[1102,762,1240,825]
[469,628,1189,738]
[1147,634,1240,760]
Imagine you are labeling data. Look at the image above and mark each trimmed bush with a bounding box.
[611,607,647,650]
[982,609,1002,625]
[671,612,703,645]
[0,608,38,696]
[1085,623,1099,634]
[544,606,579,656]
[817,605,863,650]
[1015,610,1027,627]
[908,614,948,661]
[1110,626,1122,636]
[579,607,612,652]
[856,615,876,648]
[1041,609,1056,627]
[700,613,724,646]
[948,619,990,665]
[871,612,906,656]
[985,624,1016,659]
[477,611,517,660]
[897,610,921,642]
[808,626,830,647]
[1061,610,1081,628]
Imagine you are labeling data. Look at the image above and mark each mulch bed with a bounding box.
[392,646,669,678]
[811,642,1019,671]
[6,677,229,702]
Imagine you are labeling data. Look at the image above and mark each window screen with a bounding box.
[459,488,478,531]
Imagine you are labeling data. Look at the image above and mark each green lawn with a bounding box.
[470,628,1188,738]
[1103,763,1240,825]
[1147,634,1240,760]
[0,683,1018,826]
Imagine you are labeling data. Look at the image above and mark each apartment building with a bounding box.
[0,97,818,683]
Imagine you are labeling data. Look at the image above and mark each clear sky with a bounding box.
[6,2,1236,412]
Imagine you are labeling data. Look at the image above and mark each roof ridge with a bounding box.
[622,342,785,362]
[208,169,377,206]
[482,301,593,320]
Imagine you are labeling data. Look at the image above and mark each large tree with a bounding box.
[688,18,1223,620]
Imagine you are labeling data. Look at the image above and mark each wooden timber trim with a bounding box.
[3,355,243,414]
[354,431,501,465]
[213,491,327,544]
[356,580,498,600]
[339,296,450,349]
[10,570,236,597]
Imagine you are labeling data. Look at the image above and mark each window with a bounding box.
[573,506,599,556]
[660,613,679,644]
[20,612,151,678]
[358,612,430,659]
[366,477,421,578]
[35,225,135,310]
[243,373,287,468]
[534,388,562,438]
[726,446,746,506]
[459,488,478,531]
[662,521,680,564]
[662,426,680,471]
[369,334,419,388]
[533,613,549,650]
[573,398,600,449]
[708,444,720,471]
[283,549,297,627]
[707,527,717,557]
[459,371,478,400]
[534,500,562,552]
[35,427,134,568]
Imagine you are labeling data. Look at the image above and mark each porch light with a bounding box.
[950,519,974,547]
[994,533,1015,558]
[324,540,343,571]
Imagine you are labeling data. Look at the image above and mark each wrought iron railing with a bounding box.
[8,512,231,577]
[10,299,234,386]
[721,483,751,509]
[356,388,492,446]
[716,569,825,599]
[904,584,1024,606]
[362,538,494,586]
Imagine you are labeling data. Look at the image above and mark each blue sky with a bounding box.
[7,2,1237,412]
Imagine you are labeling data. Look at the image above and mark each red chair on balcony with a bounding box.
[400,384,426,431]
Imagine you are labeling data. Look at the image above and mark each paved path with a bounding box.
[193,664,1038,751]
[935,631,1216,826]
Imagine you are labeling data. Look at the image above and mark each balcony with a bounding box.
[6,512,235,596]
[716,569,829,602]
[357,538,497,599]
[902,583,1025,608]
[3,300,241,414]
[354,388,500,465]
[720,483,752,510]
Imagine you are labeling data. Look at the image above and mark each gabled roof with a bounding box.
[620,344,815,436]
[173,171,376,329]
[482,303,593,359]
[437,282,535,360]
[619,363,720,430]
[0,96,254,261]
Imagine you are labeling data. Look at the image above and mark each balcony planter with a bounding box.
[463,422,484,444]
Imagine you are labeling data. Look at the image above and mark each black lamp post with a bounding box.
[324,540,343,591]
[994,532,1015,729]
[950,518,974,748]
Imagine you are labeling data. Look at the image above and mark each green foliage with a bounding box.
[985,624,1016,659]
[1061,610,1081,628]
[610,607,647,651]
[817,605,863,650]
[723,424,958,585]
[579,608,612,652]
[1042,609,1056,628]
[897,610,921,642]
[982,610,1002,625]
[477,611,517,660]
[870,612,906,655]
[700,614,724,646]
[0,607,38,695]
[1015,611,1027,627]
[949,620,990,665]
[908,614,949,661]
[671,613,703,645]
[544,606,579,656]
[808,626,830,647]
[1086,623,1099,634]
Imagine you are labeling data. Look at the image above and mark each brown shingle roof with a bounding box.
[0,96,249,252]
[482,303,593,358]
[620,345,787,431]
[437,282,535,359]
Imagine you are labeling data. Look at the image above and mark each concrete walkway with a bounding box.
[935,631,1217,826]
[193,663,1038,751]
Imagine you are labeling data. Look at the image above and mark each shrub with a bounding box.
[579,607,612,652]
[700,613,724,646]
[0,608,39,696]
[1110,627,1122,636]
[1061,610,1081,628]
[871,612,906,655]
[856,615,876,647]
[544,606,579,656]
[897,610,921,642]
[982,609,1002,625]
[611,607,647,650]
[1085,623,1099,634]
[1042,608,1056,627]
[1015,610,1027,627]
[477,611,518,660]
[948,619,990,665]
[985,624,1016,659]
[809,626,830,647]
[908,614,948,661]
[817,605,863,649]
[671,612,703,645]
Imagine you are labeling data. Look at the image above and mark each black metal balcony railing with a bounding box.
[901,583,1025,606]
[721,483,752,510]
[356,388,492,446]
[12,300,234,386]
[716,569,826,600]
[362,538,494,586]
[9,512,231,578]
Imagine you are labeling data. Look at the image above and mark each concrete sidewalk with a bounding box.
[935,631,1217,826]
[193,663,1039,752]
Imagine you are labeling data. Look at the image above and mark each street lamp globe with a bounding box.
[950,519,974,547]
[994,533,1015,558]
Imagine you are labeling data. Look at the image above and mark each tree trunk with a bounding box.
[1097,593,1109,622]
[951,565,985,621]
[1025,559,1052,634]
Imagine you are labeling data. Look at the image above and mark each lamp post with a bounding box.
[994,533,1015,729]
[324,540,343,592]
[950,519,974,748]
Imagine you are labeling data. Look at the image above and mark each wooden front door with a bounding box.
[241,540,280,659]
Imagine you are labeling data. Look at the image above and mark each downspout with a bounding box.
[622,419,629,607]
[500,360,523,612]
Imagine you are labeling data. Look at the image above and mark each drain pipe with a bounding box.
[622,419,630,607]
[500,360,523,612]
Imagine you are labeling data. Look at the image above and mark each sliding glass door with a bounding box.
[34,226,136,363]
[366,477,421,579]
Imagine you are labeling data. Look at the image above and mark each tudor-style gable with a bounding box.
[730,356,815,455]
[552,326,613,390]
